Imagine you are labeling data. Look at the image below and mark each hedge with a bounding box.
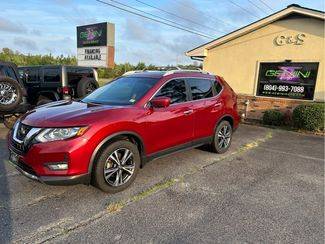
[262,109,284,126]
[292,103,325,131]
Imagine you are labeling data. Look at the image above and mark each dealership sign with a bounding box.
[77,22,115,68]
[256,62,319,100]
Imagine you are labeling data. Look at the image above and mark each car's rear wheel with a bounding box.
[0,77,23,112]
[77,78,99,98]
[92,140,140,193]
[211,120,233,154]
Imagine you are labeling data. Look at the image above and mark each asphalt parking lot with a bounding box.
[0,124,324,243]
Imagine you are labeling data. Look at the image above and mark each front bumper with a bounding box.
[8,129,95,186]
[7,158,91,185]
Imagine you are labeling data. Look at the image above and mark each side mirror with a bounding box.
[150,96,171,108]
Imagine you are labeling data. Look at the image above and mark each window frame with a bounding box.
[212,78,224,97]
[147,76,224,108]
[153,78,190,105]
[24,68,39,83]
[185,77,215,101]
[42,67,61,83]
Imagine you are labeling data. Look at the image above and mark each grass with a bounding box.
[106,178,179,214]
[98,78,113,87]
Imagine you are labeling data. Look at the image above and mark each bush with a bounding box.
[263,110,284,126]
[292,103,325,131]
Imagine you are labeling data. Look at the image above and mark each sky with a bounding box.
[1,0,324,65]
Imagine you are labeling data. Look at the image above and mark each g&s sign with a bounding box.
[274,33,306,46]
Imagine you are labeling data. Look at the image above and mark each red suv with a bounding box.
[8,70,240,193]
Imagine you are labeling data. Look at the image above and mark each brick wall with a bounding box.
[237,94,310,121]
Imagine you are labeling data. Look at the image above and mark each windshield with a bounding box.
[82,76,159,105]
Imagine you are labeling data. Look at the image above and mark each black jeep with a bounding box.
[18,65,99,105]
[0,63,99,128]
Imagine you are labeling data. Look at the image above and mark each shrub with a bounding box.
[263,109,284,126]
[292,103,325,131]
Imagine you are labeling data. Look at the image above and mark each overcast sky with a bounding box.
[1,0,324,65]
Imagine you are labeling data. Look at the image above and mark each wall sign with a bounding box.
[274,33,306,46]
[256,62,319,100]
[77,22,115,68]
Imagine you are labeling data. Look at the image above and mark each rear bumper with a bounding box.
[7,159,90,185]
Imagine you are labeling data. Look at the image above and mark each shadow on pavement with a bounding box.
[0,138,12,243]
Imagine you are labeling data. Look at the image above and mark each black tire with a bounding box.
[92,140,140,193]
[77,78,99,98]
[0,77,23,112]
[211,120,233,154]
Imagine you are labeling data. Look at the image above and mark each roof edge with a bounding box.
[186,5,325,57]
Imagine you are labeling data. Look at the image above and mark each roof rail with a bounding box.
[122,67,213,76]
[163,69,212,76]
[122,70,144,76]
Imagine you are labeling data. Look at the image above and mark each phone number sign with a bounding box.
[256,62,319,100]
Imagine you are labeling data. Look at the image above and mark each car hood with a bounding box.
[21,100,120,127]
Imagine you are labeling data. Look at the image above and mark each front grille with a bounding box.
[11,122,41,154]
[10,140,25,155]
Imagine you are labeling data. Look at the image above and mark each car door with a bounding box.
[187,77,224,139]
[23,67,41,103]
[41,67,61,95]
[146,78,194,153]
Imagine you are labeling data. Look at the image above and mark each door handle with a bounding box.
[183,109,193,115]
[214,102,222,107]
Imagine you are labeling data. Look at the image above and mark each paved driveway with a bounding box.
[0,124,323,243]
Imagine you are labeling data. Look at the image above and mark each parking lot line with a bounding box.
[259,146,324,162]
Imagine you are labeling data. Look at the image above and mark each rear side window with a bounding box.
[187,78,213,100]
[43,68,60,82]
[155,79,187,104]
[214,81,223,95]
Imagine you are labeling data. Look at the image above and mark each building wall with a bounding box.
[203,17,324,103]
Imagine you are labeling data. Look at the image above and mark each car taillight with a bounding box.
[62,86,70,95]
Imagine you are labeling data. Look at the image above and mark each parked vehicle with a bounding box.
[0,62,30,128]
[0,64,99,128]
[18,65,99,105]
[8,69,240,193]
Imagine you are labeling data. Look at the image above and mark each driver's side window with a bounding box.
[154,79,187,104]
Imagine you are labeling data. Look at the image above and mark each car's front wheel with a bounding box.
[211,120,233,154]
[92,140,140,193]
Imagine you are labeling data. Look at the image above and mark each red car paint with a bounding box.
[8,71,240,185]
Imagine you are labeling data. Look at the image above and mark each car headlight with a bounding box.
[35,127,87,142]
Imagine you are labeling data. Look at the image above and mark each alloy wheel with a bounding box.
[103,148,135,186]
[217,124,231,149]
[0,82,17,105]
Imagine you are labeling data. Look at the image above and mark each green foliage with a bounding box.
[97,62,155,79]
[262,109,284,126]
[292,103,325,131]
[0,48,202,79]
[0,48,77,66]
